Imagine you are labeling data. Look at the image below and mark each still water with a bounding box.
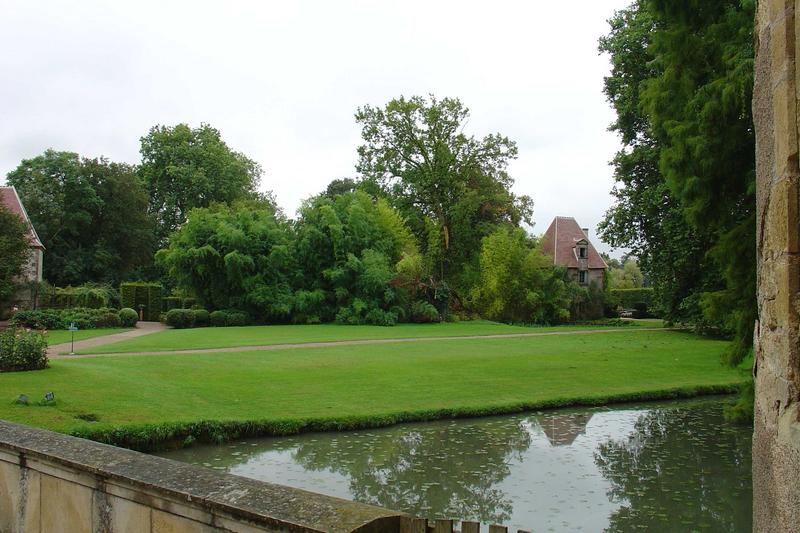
[159,398,752,532]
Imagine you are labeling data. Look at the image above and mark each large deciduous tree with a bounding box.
[0,205,31,304]
[355,96,532,291]
[598,0,755,364]
[139,123,261,245]
[6,150,154,286]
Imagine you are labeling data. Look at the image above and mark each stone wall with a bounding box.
[0,421,406,533]
[753,0,800,530]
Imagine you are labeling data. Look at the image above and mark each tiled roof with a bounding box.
[540,216,606,269]
[0,186,44,249]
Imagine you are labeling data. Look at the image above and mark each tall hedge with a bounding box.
[609,288,654,310]
[120,282,162,321]
[41,285,117,309]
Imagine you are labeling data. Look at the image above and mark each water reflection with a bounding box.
[159,398,752,532]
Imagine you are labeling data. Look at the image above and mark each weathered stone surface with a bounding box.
[0,420,407,532]
[753,0,800,530]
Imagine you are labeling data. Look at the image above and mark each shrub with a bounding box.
[191,309,210,327]
[119,308,139,328]
[165,309,195,329]
[609,288,655,311]
[10,309,65,330]
[40,284,118,310]
[210,310,227,327]
[410,300,440,323]
[207,309,249,327]
[0,328,48,372]
[162,297,182,312]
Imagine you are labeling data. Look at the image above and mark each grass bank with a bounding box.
[76,319,664,354]
[0,330,744,451]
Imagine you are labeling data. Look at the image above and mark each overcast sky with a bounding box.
[0,0,632,255]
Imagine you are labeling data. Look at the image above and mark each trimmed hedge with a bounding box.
[40,285,118,310]
[209,310,249,327]
[11,308,123,330]
[0,328,48,372]
[119,308,139,328]
[164,308,212,329]
[120,283,162,321]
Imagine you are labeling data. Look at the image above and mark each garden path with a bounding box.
[47,321,166,357]
[50,326,675,359]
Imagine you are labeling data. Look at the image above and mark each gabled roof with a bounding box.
[540,216,606,269]
[0,186,44,249]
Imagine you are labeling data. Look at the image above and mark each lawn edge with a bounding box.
[69,382,744,452]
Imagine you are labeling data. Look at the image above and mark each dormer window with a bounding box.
[579,247,587,258]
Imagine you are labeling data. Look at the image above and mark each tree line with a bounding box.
[2,97,603,325]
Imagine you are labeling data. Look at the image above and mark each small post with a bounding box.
[432,519,453,533]
[399,517,426,533]
[488,526,508,533]
[461,521,480,533]
[68,322,78,355]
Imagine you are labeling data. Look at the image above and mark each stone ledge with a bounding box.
[0,420,405,532]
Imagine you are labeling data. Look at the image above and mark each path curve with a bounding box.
[47,321,166,357]
[51,327,679,359]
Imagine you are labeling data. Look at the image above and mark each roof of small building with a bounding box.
[540,216,606,269]
[0,186,44,249]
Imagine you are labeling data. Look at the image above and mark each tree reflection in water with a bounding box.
[289,419,532,524]
[594,402,752,532]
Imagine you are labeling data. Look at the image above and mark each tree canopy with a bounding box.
[598,0,755,364]
[139,123,262,245]
[6,150,154,286]
[0,205,31,304]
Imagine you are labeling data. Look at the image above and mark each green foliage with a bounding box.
[609,288,655,310]
[0,328,48,372]
[165,309,196,329]
[607,258,645,289]
[162,296,182,312]
[295,191,418,325]
[569,281,608,321]
[120,282,162,321]
[191,309,210,327]
[9,309,65,330]
[40,284,118,310]
[598,0,755,365]
[410,301,440,323]
[156,202,295,321]
[118,308,139,328]
[138,123,262,245]
[0,205,30,305]
[469,227,571,324]
[355,95,533,291]
[209,310,249,327]
[6,150,155,286]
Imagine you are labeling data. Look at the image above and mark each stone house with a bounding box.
[540,216,607,287]
[0,186,44,307]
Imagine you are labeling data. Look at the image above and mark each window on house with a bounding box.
[579,247,587,258]
[579,271,587,284]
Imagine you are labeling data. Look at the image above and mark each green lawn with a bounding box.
[1,330,743,448]
[76,320,664,354]
[45,328,131,346]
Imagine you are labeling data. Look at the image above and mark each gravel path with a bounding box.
[50,327,677,359]
[47,321,166,357]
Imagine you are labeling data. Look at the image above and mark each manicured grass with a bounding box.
[77,320,664,354]
[45,328,131,346]
[0,330,744,450]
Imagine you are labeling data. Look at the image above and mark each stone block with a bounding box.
[152,509,221,533]
[41,473,92,533]
[108,495,151,533]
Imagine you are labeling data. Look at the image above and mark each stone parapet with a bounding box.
[0,420,405,532]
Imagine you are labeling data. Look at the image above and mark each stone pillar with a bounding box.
[753,0,800,531]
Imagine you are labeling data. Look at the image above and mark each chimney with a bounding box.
[582,228,590,237]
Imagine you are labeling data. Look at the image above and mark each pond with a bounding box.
[158,397,752,532]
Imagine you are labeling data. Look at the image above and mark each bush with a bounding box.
[191,309,210,327]
[165,309,195,329]
[10,309,65,330]
[410,300,440,323]
[119,308,139,328]
[609,288,655,311]
[40,284,118,310]
[0,328,48,372]
[209,309,248,327]
[210,310,227,327]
